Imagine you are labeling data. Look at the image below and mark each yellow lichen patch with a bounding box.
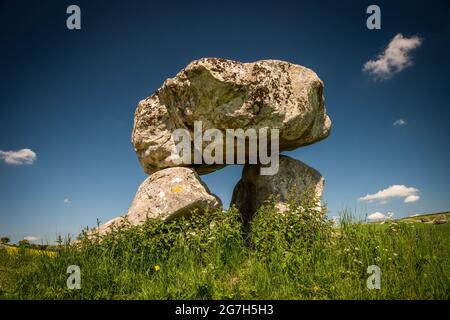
[171,185,183,193]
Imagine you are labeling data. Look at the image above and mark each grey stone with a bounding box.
[230,155,324,231]
[132,58,331,174]
[93,167,222,236]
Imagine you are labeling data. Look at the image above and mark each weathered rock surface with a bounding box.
[132,58,331,174]
[94,216,125,237]
[93,167,222,236]
[230,155,324,230]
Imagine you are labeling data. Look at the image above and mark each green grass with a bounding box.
[1,192,449,300]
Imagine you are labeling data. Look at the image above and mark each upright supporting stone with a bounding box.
[94,167,222,235]
[230,155,324,232]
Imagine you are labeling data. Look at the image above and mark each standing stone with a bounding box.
[127,167,221,223]
[132,58,331,174]
[93,167,222,236]
[230,155,324,231]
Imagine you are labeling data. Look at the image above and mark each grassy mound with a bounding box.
[1,192,449,299]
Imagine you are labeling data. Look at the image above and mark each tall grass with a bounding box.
[1,191,449,299]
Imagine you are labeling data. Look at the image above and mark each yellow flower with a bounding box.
[154,264,161,271]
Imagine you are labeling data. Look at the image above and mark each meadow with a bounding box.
[0,192,449,300]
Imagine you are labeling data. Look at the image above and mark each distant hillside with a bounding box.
[398,211,450,223]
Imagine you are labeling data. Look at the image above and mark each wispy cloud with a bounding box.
[359,185,420,204]
[23,236,41,242]
[393,119,407,126]
[363,33,422,80]
[63,198,71,204]
[404,195,420,203]
[0,148,37,165]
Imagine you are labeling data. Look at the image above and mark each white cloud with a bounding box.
[367,212,386,220]
[363,33,422,80]
[404,194,420,203]
[23,236,40,242]
[359,185,420,204]
[393,119,407,126]
[63,198,71,204]
[0,148,37,165]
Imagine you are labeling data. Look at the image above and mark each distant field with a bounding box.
[0,245,57,257]
[368,212,450,226]
[398,212,450,223]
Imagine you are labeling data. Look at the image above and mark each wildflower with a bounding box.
[154,264,161,271]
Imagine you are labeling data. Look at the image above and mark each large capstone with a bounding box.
[132,58,331,174]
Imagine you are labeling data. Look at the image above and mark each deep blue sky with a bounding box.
[1,0,449,243]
